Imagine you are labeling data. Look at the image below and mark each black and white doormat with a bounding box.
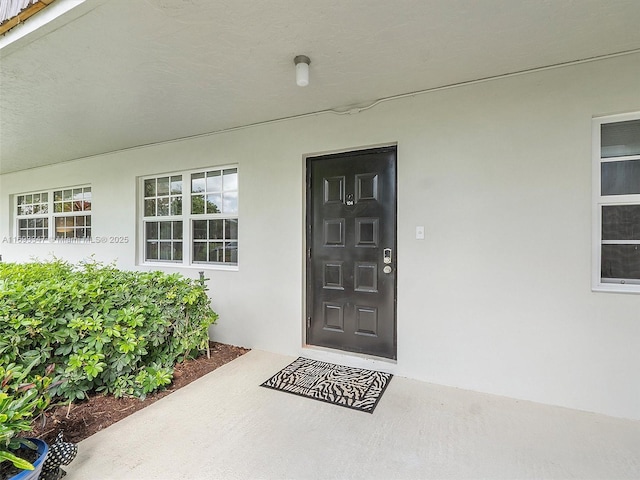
[260,357,392,413]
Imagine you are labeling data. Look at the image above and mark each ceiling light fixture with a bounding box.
[294,55,311,87]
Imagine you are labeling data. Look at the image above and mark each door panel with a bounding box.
[306,147,397,359]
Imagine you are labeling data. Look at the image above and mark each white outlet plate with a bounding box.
[416,226,425,240]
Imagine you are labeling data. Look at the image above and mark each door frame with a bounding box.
[302,143,398,359]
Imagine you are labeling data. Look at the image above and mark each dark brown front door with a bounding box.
[306,146,397,359]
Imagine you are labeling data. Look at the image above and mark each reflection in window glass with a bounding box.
[54,215,91,239]
[144,220,183,262]
[16,186,91,241]
[601,160,640,196]
[17,218,49,239]
[144,177,182,217]
[143,167,238,266]
[191,168,238,214]
[223,191,238,214]
[601,120,640,158]
[223,169,238,191]
[53,187,91,213]
[191,173,206,193]
[192,219,238,265]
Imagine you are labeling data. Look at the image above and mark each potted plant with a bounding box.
[0,363,53,480]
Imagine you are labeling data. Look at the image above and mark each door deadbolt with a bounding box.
[383,248,392,264]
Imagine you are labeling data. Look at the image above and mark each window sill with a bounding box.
[592,283,640,294]
[139,261,238,272]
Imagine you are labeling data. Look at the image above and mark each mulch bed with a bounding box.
[29,342,249,445]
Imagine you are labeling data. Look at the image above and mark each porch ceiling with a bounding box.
[1,0,640,175]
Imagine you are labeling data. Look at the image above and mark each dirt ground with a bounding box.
[30,342,249,445]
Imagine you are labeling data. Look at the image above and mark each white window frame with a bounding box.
[592,111,640,293]
[14,185,92,242]
[139,165,239,270]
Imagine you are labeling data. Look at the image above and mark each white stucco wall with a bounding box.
[2,52,640,419]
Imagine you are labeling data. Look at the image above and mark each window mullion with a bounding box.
[48,193,53,240]
[183,175,192,265]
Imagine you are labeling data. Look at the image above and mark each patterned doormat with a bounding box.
[260,357,393,413]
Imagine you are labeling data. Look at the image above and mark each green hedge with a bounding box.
[0,259,218,401]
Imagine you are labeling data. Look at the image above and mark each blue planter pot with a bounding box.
[10,439,48,480]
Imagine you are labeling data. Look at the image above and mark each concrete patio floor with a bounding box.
[66,350,640,479]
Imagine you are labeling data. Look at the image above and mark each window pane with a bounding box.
[206,194,221,214]
[192,173,206,193]
[206,171,222,192]
[223,192,238,213]
[171,197,182,216]
[601,160,640,195]
[159,222,172,240]
[145,199,156,216]
[225,242,238,264]
[193,220,207,239]
[157,177,170,196]
[159,242,172,260]
[83,190,92,211]
[53,191,62,201]
[191,195,205,214]
[55,216,75,238]
[223,169,238,191]
[209,242,224,262]
[601,120,640,158]
[225,219,238,239]
[601,244,640,280]
[209,220,223,239]
[173,242,183,261]
[602,205,640,240]
[54,203,62,213]
[193,243,207,262]
[63,202,72,212]
[146,242,159,260]
[173,221,183,239]
[63,189,72,201]
[145,179,156,197]
[170,176,182,194]
[157,198,169,216]
[146,222,158,239]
